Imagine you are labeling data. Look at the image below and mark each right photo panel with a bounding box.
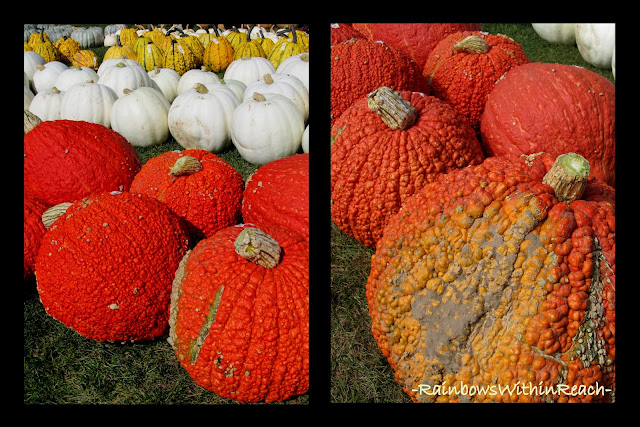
[330,23,615,403]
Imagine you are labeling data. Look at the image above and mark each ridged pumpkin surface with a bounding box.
[423,31,529,130]
[36,191,190,342]
[330,39,429,125]
[169,224,309,402]
[331,90,484,248]
[242,153,309,240]
[366,153,615,402]
[24,120,141,206]
[130,149,244,241]
[480,63,615,187]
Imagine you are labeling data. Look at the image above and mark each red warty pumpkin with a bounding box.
[36,191,190,342]
[331,87,484,247]
[480,63,615,187]
[242,153,309,240]
[330,38,429,125]
[352,23,482,71]
[367,153,615,402]
[24,120,141,206]
[423,31,529,130]
[130,149,244,241]
[169,223,309,402]
[24,193,49,283]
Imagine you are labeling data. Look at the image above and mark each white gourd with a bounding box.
[276,52,309,91]
[231,92,304,165]
[223,56,275,87]
[148,67,181,103]
[575,23,616,69]
[32,61,68,94]
[111,87,171,147]
[97,61,154,98]
[243,73,309,122]
[302,124,309,153]
[59,82,118,128]
[28,87,65,121]
[54,66,99,91]
[176,67,220,95]
[531,24,576,45]
[168,83,240,152]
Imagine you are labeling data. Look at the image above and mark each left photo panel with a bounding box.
[24,23,310,404]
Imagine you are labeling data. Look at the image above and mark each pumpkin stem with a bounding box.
[452,35,491,54]
[24,110,42,134]
[193,82,209,94]
[42,202,73,229]
[542,153,591,203]
[367,86,418,130]
[170,156,204,176]
[299,52,309,62]
[263,73,274,84]
[253,92,267,102]
[234,227,282,268]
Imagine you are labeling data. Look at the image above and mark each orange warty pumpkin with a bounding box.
[366,153,615,402]
[169,224,309,402]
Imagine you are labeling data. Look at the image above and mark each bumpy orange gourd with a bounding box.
[331,87,484,247]
[36,191,190,342]
[169,224,309,402]
[330,38,429,125]
[366,153,615,403]
[423,31,529,130]
[130,149,244,241]
[242,153,309,240]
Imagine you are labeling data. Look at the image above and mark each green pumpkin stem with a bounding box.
[367,86,418,131]
[542,153,591,203]
[234,227,282,268]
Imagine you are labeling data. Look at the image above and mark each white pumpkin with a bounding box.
[575,23,616,69]
[59,82,118,128]
[97,58,140,76]
[231,92,304,165]
[28,87,65,121]
[611,45,615,79]
[104,34,117,47]
[301,124,309,153]
[276,52,309,91]
[32,61,68,94]
[111,87,171,147]
[147,67,181,103]
[54,66,99,91]
[223,56,275,87]
[24,85,35,110]
[168,82,240,152]
[243,73,309,122]
[97,61,154,98]
[220,78,246,102]
[176,66,220,95]
[531,24,576,45]
[24,51,46,91]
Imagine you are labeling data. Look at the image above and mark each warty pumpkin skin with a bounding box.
[331,87,484,248]
[480,62,615,187]
[169,223,309,402]
[423,31,529,130]
[366,153,615,402]
[36,191,191,342]
[130,149,244,241]
[330,38,429,126]
[242,153,309,240]
[24,193,49,283]
[352,23,482,71]
[24,120,142,206]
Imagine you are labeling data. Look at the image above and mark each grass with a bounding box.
[329,23,615,403]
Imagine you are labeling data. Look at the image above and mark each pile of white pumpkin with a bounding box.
[531,23,615,79]
[24,33,309,165]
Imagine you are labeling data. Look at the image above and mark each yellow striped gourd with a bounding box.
[163,39,196,75]
[137,41,164,71]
